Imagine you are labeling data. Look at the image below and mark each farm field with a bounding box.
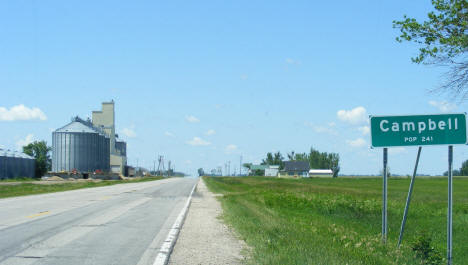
[204,176,468,265]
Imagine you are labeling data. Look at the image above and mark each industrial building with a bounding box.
[0,149,35,179]
[52,101,127,176]
[91,101,127,174]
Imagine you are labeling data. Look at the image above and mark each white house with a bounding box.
[265,165,280,177]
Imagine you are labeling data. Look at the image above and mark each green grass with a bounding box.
[0,177,39,182]
[204,176,468,265]
[0,176,164,198]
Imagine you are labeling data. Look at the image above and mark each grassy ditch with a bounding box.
[0,176,164,199]
[204,176,468,265]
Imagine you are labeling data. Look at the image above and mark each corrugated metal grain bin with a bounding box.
[0,149,35,179]
[52,117,110,173]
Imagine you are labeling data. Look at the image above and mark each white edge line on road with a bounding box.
[153,179,199,265]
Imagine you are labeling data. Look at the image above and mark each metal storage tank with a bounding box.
[0,149,6,179]
[0,149,35,179]
[52,117,110,173]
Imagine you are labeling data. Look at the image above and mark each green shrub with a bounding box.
[411,232,443,265]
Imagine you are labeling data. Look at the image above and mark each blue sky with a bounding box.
[1,0,467,176]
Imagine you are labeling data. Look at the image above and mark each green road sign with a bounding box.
[370,113,468,147]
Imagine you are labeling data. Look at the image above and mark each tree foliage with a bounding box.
[460,159,468,175]
[22,141,51,178]
[243,163,252,170]
[393,0,468,98]
[197,168,204,176]
[261,152,284,169]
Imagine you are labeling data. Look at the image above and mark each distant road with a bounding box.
[0,177,198,265]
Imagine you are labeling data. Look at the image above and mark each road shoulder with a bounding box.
[168,178,247,265]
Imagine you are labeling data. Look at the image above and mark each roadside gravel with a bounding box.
[168,178,247,265]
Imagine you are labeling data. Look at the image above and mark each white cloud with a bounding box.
[285,58,300,65]
[346,137,367,148]
[389,147,407,155]
[185,115,200,123]
[187,137,210,146]
[313,126,338,135]
[0,104,47,121]
[121,127,136,138]
[358,126,370,135]
[16,134,34,150]
[305,122,338,135]
[206,129,216,136]
[428,100,457,112]
[165,131,175,137]
[240,74,248,80]
[337,106,368,125]
[225,144,238,153]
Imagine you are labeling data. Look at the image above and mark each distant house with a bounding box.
[309,169,333,177]
[265,165,280,177]
[279,161,310,178]
[249,164,280,176]
[249,164,268,176]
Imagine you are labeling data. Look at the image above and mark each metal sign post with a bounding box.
[382,148,388,243]
[398,146,422,247]
[448,145,453,265]
[370,113,467,259]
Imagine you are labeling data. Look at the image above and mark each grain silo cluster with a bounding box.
[51,101,127,176]
[0,149,35,179]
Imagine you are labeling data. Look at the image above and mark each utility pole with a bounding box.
[240,155,242,176]
[228,161,231,176]
[157,156,165,176]
[168,160,171,176]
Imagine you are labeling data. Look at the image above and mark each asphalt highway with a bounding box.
[0,177,198,265]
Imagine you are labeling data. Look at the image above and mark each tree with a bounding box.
[327,153,340,178]
[22,141,51,178]
[287,151,295,160]
[443,169,461,175]
[460,159,468,175]
[393,0,468,98]
[273,152,285,169]
[197,168,204,176]
[261,152,284,169]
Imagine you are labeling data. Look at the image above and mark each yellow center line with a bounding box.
[27,211,50,219]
